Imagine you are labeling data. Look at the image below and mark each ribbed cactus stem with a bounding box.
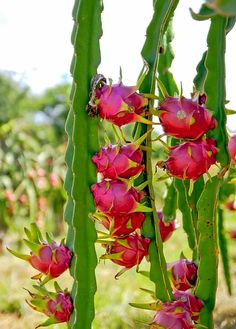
[64,1,103,328]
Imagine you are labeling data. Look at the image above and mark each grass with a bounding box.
[1,211,236,329]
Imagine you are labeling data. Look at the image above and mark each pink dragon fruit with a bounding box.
[229,230,236,240]
[92,143,144,180]
[8,224,71,281]
[164,138,217,180]
[26,286,73,327]
[101,212,145,237]
[28,242,71,279]
[173,290,204,321]
[168,258,198,291]
[228,134,236,165]
[157,210,176,242]
[150,300,194,329]
[158,96,216,139]
[93,81,150,126]
[91,180,151,216]
[225,200,236,211]
[102,233,150,268]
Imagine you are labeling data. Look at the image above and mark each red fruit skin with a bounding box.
[228,134,236,165]
[173,290,204,322]
[95,83,148,126]
[91,180,143,216]
[225,200,236,211]
[49,173,61,188]
[107,233,150,268]
[29,242,71,278]
[159,96,216,139]
[92,144,144,180]
[150,300,194,329]
[47,292,73,323]
[229,230,236,240]
[157,211,176,242]
[168,259,198,291]
[101,212,145,237]
[165,138,217,181]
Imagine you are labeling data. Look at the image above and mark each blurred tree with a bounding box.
[0,72,30,124]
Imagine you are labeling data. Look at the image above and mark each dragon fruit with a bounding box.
[26,285,73,327]
[150,300,194,329]
[92,81,150,126]
[168,258,198,291]
[102,233,150,268]
[92,143,144,180]
[164,138,217,180]
[8,224,71,281]
[91,180,151,216]
[158,96,216,139]
[228,134,236,165]
[173,290,204,321]
[101,212,145,237]
[157,210,176,242]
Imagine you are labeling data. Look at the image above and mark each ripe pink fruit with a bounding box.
[150,300,194,329]
[29,241,72,279]
[157,210,176,242]
[91,180,147,216]
[173,290,204,321]
[228,134,236,164]
[27,287,73,326]
[168,258,198,291]
[92,144,144,180]
[225,200,236,211]
[159,96,216,139]
[95,82,149,126]
[49,173,61,188]
[102,233,150,268]
[229,230,236,240]
[46,291,73,323]
[101,212,145,237]
[164,138,217,180]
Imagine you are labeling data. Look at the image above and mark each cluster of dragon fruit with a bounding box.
[8,224,73,327]
[87,75,225,328]
[8,74,236,328]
